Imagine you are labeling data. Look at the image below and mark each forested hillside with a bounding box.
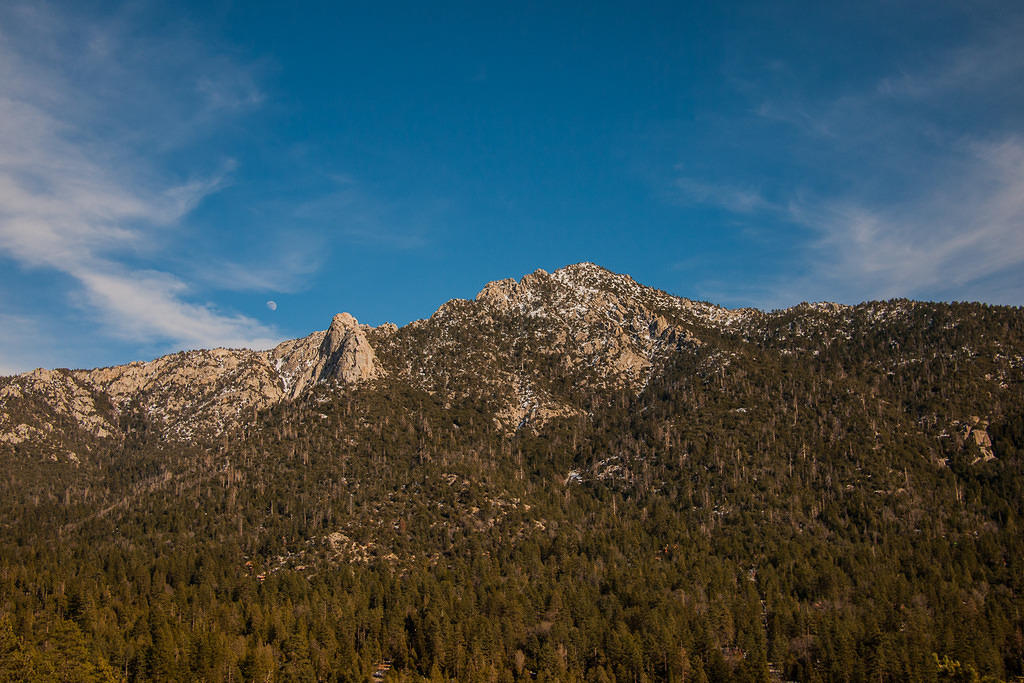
[1,266,1023,681]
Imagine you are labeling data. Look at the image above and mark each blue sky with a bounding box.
[1,1,1023,373]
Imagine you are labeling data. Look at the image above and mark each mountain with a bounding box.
[1,263,1023,682]
[3,262,1019,461]
[0,263,720,455]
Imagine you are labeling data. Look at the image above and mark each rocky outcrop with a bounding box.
[267,330,327,398]
[0,369,117,441]
[269,313,384,398]
[475,278,519,308]
[77,349,285,435]
[0,311,389,453]
[318,313,385,384]
[965,417,996,463]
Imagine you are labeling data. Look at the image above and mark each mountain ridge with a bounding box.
[0,263,722,451]
[2,262,1022,461]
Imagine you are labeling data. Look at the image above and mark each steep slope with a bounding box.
[0,263,729,456]
[0,311,387,455]
[372,263,711,427]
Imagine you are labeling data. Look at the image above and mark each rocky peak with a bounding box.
[270,312,384,398]
[0,308,394,455]
[374,263,705,430]
[965,416,996,463]
[475,278,519,307]
[0,265,729,451]
[474,269,553,309]
[328,312,359,331]
[318,313,384,384]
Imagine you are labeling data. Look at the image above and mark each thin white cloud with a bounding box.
[75,268,280,349]
[785,137,1024,303]
[196,72,266,111]
[687,137,1024,308]
[695,14,1024,307]
[196,245,326,294]
[875,18,1024,101]
[292,180,431,250]
[0,2,280,364]
[673,177,772,214]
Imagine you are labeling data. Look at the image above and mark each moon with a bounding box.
[266,300,277,311]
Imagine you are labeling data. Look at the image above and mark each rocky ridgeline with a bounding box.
[0,264,718,456]
[270,311,385,398]
[374,263,709,427]
[1,262,1016,460]
[0,308,387,454]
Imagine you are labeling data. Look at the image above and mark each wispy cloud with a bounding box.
[197,246,327,294]
[76,268,280,349]
[773,137,1024,305]
[0,2,281,366]
[875,19,1024,101]
[687,12,1024,308]
[673,176,772,214]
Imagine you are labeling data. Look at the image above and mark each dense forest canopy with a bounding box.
[2,279,1023,681]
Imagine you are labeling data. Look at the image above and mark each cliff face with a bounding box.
[1,262,1021,461]
[270,312,384,400]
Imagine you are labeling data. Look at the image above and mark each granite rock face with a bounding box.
[269,312,384,399]
[318,313,385,385]
[965,417,996,463]
[1,313,387,451]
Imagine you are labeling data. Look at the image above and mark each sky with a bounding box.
[1,0,1023,373]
